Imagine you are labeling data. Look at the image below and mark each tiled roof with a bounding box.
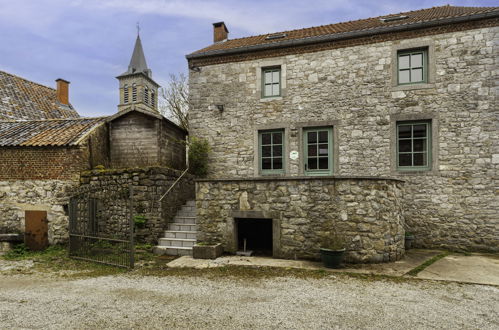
[190,6,499,57]
[0,70,80,120]
[0,118,105,147]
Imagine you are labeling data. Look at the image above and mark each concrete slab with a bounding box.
[166,249,441,277]
[417,254,499,286]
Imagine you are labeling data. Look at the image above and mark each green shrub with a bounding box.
[188,137,210,177]
[133,215,147,228]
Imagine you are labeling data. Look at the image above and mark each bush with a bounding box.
[188,137,210,177]
[133,215,147,228]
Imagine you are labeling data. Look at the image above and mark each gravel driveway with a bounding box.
[1,273,498,329]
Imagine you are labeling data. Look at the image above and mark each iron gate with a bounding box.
[69,185,134,268]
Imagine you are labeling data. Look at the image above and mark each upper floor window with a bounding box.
[304,127,333,176]
[397,121,431,171]
[398,49,427,85]
[144,87,149,104]
[262,67,281,98]
[132,83,137,102]
[259,129,284,174]
[123,84,129,103]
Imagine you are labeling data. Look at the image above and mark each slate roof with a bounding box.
[189,6,499,57]
[0,118,105,147]
[0,70,80,120]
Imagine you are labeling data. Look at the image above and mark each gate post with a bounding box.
[129,184,135,269]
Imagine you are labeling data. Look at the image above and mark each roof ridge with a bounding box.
[0,117,106,123]
[0,70,56,91]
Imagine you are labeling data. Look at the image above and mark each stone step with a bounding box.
[185,200,196,207]
[159,238,196,247]
[168,223,197,232]
[173,216,196,224]
[177,210,196,217]
[153,246,192,256]
[180,206,196,213]
[163,231,197,239]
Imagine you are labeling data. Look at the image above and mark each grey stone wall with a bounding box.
[197,177,404,263]
[79,167,195,243]
[189,26,499,252]
[0,180,76,244]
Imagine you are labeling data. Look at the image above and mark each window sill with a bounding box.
[260,96,283,102]
[394,169,437,176]
[391,83,435,91]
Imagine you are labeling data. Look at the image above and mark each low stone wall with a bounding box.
[196,177,405,263]
[0,180,76,244]
[79,167,195,244]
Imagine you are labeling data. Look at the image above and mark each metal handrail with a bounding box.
[159,167,189,201]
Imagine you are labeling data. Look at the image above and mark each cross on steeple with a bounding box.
[136,22,140,36]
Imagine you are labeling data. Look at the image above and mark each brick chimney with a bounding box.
[55,78,70,105]
[213,22,228,43]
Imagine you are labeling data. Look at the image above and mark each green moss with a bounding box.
[406,251,450,276]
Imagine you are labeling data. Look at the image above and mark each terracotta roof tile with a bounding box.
[0,118,105,147]
[190,6,499,57]
[0,70,80,120]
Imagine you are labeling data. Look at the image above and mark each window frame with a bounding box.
[396,121,432,171]
[132,83,137,102]
[303,127,334,176]
[397,48,428,86]
[258,129,285,175]
[123,84,129,104]
[261,66,281,98]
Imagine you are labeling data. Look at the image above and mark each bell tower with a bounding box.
[117,33,159,113]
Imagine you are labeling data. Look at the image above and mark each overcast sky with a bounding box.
[0,0,496,117]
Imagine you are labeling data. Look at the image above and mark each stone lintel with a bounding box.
[230,210,278,219]
[197,176,405,183]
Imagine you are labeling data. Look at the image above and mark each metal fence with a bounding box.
[68,185,134,269]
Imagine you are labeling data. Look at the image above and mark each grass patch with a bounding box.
[406,251,450,276]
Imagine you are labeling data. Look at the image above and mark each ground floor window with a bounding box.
[259,129,284,174]
[304,127,333,175]
[397,121,431,171]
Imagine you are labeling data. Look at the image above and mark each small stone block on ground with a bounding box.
[192,243,223,259]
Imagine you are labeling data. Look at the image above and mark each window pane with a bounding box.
[318,131,328,143]
[413,153,426,166]
[264,71,272,83]
[273,145,282,157]
[399,154,412,167]
[261,133,271,145]
[318,157,329,169]
[411,53,423,67]
[413,139,426,152]
[272,132,282,144]
[262,158,272,169]
[398,125,411,139]
[399,140,412,153]
[399,70,410,83]
[272,71,280,83]
[308,131,317,143]
[262,146,271,157]
[399,55,410,69]
[273,157,283,170]
[412,68,423,82]
[264,85,272,96]
[308,145,317,157]
[319,144,328,156]
[413,125,427,138]
[272,84,280,96]
[308,158,318,170]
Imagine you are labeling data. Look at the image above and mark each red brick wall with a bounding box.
[0,146,89,180]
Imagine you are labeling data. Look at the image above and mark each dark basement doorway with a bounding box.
[236,218,273,257]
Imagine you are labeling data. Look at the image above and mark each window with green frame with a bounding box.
[259,129,284,174]
[304,127,333,176]
[397,48,427,85]
[397,121,431,171]
[262,67,281,98]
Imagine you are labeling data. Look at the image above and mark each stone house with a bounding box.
[0,35,187,248]
[187,6,499,262]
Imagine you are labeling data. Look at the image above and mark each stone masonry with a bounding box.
[189,26,499,254]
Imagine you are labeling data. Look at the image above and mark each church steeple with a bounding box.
[117,32,159,113]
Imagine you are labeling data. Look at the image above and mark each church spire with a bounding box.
[125,34,151,78]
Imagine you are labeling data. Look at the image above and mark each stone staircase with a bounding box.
[153,200,197,256]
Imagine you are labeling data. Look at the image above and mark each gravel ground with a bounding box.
[0,273,498,329]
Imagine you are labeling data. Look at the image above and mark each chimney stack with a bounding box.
[55,78,70,105]
[213,22,228,43]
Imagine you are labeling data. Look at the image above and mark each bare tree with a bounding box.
[159,73,189,130]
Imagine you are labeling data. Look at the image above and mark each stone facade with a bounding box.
[189,25,499,254]
[79,167,195,243]
[197,178,404,263]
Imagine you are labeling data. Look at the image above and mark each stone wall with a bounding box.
[79,167,195,243]
[189,25,499,252]
[196,177,404,263]
[0,180,76,244]
[159,120,187,170]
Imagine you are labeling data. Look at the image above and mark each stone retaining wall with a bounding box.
[196,177,404,263]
